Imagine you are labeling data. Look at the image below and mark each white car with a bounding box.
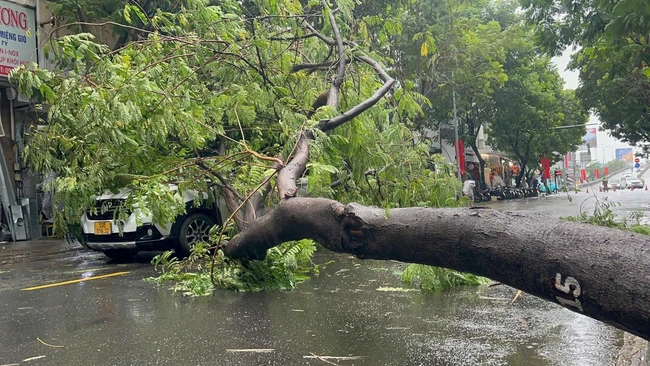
[81,188,227,261]
[619,177,645,189]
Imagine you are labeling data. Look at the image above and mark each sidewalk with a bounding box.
[0,239,85,265]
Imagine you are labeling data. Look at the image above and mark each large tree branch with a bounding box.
[257,8,394,209]
[325,0,346,107]
[223,198,650,341]
[276,5,347,197]
[290,59,350,73]
[277,134,309,200]
[275,55,395,196]
[303,19,358,48]
[316,56,395,132]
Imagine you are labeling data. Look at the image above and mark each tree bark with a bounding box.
[470,143,486,188]
[516,164,527,188]
[224,198,650,341]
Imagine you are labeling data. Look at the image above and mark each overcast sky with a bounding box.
[552,48,580,89]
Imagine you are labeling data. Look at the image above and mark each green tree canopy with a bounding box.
[520,0,650,150]
[46,0,190,49]
[487,54,587,186]
[378,0,519,187]
[18,0,462,237]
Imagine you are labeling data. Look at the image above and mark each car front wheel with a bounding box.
[176,213,215,258]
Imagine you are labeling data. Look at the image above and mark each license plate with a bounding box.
[94,222,112,235]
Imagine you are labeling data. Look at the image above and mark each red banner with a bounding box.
[604,166,609,176]
[541,157,551,179]
[595,169,600,179]
[564,154,569,170]
[580,169,587,182]
[455,139,465,177]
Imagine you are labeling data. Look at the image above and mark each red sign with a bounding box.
[555,170,562,177]
[541,157,551,179]
[455,139,465,177]
[0,1,37,77]
[635,158,640,163]
[0,6,28,30]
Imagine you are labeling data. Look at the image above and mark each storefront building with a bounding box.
[0,0,41,241]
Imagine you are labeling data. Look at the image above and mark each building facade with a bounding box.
[0,0,42,241]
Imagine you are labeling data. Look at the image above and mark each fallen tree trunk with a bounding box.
[224,198,650,340]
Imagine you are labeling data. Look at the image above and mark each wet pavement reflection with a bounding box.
[1,248,624,364]
[3,186,648,364]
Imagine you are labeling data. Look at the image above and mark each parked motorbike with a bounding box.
[473,188,491,202]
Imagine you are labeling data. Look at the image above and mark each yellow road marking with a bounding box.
[21,271,130,291]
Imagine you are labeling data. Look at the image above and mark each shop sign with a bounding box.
[464,148,480,163]
[0,1,37,77]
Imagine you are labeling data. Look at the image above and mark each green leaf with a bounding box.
[643,68,650,77]
[132,5,148,24]
[124,4,132,24]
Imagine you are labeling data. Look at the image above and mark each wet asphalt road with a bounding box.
[2,177,649,365]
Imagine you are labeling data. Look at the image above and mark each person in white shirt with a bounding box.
[491,174,505,188]
[462,180,476,201]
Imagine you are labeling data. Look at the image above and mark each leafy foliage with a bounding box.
[46,0,190,50]
[571,40,650,149]
[409,3,514,187]
[150,239,320,295]
[563,198,649,234]
[402,263,491,291]
[16,0,406,235]
[24,0,500,294]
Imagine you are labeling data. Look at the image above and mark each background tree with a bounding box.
[487,49,587,187]
[427,18,508,188]
[379,0,516,188]
[46,0,206,50]
[571,41,650,148]
[520,0,650,151]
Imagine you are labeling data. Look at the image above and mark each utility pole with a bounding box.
[573,152,577,184]
[452,72,462,181]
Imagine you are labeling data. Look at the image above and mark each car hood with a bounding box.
[93,188,130,200]
[93,185,203,202]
